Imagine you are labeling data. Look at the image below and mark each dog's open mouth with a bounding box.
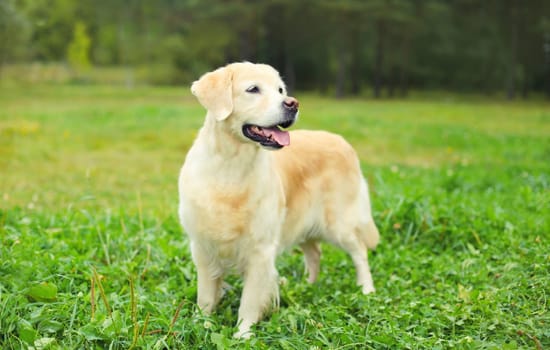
[242,122,291,149]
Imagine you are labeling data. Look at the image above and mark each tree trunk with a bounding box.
[373,20,385,99]
[521,76,529,99]
[350,29,361,96]
[335,49,347,99]
[239,29,254,61]
[350,59,360,96]
[318,49,330,95]
[399,35,411,98]
[388,66,397,98]
[399,66,409,97]
[0,54,4,81]
[506,1,518,100]
[284,51,295,95]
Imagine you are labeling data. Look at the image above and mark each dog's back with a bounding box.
[273,130,379,251]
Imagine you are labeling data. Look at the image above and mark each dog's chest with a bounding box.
[180,183,254,242]
[179,146,284,244]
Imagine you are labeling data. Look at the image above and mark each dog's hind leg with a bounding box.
[300,240,321,283]
[335,229,376,295]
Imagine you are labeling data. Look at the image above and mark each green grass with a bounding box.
[0,83,549,349]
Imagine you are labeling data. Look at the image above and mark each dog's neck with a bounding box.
[195,114,270,177]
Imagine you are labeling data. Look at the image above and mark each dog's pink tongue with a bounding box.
[264,127,290,146]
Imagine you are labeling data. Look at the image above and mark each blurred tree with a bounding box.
[322,0,367,98]
[0,0,30,76]
[541,16,550,97]
[370,0,420,98]
[515,0,548,98]
[67,21,92,75]
[19,0,78,60]
[3,0,549,98]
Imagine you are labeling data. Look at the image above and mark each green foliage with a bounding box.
[67,21,92,74]
[0,0,30,66]
[26,282,58,302]
[0,85,549,348]
[5,0,550,96]
[20,0,79,61]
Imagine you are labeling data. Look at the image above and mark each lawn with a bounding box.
[0,84,548,349]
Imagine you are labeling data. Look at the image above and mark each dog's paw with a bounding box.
[362,285,376,295]
[233,329,254,339]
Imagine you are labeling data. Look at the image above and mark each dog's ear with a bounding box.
[191,66,233,121]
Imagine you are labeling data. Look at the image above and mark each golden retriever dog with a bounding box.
[178,62,380,338]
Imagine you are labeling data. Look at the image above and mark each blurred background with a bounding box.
[1,3,549,348]
[1,0,549,213]
[1,0,549,99]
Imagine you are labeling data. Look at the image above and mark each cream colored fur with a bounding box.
[178,62,380,338]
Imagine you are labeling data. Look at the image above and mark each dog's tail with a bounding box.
[358,178,380,250]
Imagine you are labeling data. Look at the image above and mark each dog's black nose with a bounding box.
[283,97,299,111]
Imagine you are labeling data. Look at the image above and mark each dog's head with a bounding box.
[191,62,299,150]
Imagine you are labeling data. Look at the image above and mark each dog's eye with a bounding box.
[279,87,284,94]
[246,86,260,94]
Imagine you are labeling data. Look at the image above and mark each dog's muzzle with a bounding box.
[242,97,299,149]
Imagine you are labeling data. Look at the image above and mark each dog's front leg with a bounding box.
[191,242,223,314]
[234,245,279,339]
